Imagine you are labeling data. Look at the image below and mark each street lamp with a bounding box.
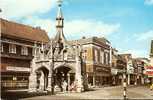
[123,66,127,100]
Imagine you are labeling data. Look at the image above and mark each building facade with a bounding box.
[132,58,145,85]
[69,36,111,87]
[0,18,49,92]
[149,40,153,83]
[119,54,136,85]
[111,49,126,86]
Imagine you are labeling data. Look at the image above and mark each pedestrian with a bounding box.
[62,80,67,93]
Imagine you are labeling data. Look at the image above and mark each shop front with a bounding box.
[1,61,30,92]
[1,72,30,92]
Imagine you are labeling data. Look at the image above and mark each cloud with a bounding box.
[1,0,120,40]
[0,0,56,19]
[144,0,153,5]
[64,20,120,39]
[136,30,153,41]
[22,17,120,39]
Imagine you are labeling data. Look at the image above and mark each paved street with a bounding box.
[21,85,153,100]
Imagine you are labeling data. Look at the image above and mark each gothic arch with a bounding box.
[35,66,49,91]
[35,62,50,72]
[54,63,76,72]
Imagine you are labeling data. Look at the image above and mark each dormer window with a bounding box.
[21,46,28,55]
[9,44,16,54]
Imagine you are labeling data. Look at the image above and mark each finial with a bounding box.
[57,0,62,7]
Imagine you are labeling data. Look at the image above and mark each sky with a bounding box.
[1,0,153,58]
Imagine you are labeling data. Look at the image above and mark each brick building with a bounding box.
[111,49,126,85]
[132,58,145,85]
[119,54,136,85]
[0,18,49,92]
[69,36,111,87]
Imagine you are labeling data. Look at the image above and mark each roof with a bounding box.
[68,36,110,46]
[151,40,153,57]
[1,18,50,43]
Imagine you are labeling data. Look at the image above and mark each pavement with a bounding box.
[2,85,153,100]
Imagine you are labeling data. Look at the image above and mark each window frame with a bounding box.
[105,53,109,65]
[9,44,16,54]
[100,50,104,64]
[21,46,28,55]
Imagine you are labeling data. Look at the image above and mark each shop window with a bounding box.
[21,46,28,55]
[9,44,16,54]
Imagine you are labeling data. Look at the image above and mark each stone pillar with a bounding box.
[93,74,96,87]
[39,71,45,91]
[75,46,83,92]
[47,73,52,92]
[87,73,89,86]
[28,72,37,92]
[82,72,88,91]
[134,75,137,85]
[127,74,130,85]
[75,56,83,92]
[28,58,37,92]
[67,73,70,91]
[141,76,144,85]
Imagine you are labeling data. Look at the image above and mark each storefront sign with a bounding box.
[6,66,30,72]
[145,66,153,77]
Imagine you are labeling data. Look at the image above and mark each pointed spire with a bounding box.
[55,0,66,43]
[57,0,63,19]
[56,0,64,28]
[57,0,62,7]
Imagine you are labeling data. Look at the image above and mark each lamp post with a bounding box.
[123,66,127,100]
